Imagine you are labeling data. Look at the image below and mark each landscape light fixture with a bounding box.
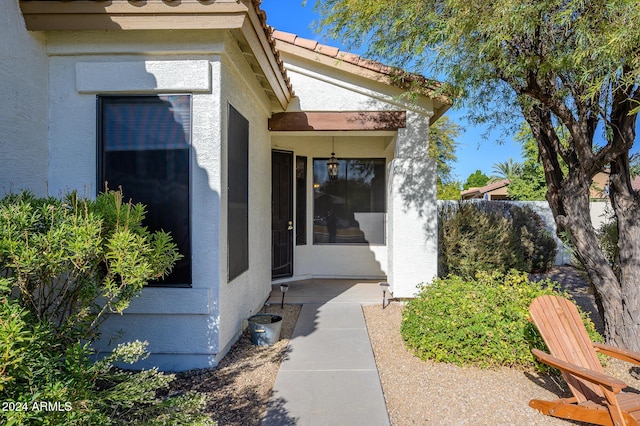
[327,137,339,180]
[380,282,390,309]
[279,283,289,309]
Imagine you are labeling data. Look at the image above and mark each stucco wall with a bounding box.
[271,134,392,280]
[272,61,438,297]
[43,30,272,371]
[217,34,274,357]
[0,1,49,195]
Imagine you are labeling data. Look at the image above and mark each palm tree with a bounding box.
[491,158,522,181]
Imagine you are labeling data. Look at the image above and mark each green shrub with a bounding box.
[0,190,181,343]
[0,192,213,425]
[438,201,556,277]
[401,270,601,369]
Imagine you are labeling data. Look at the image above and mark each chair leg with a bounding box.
[530,398,616,426]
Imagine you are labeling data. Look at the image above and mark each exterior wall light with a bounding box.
[327,137,339,180]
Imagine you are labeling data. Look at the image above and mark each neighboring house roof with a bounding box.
[271,30,453,121]
[462,172,639,201]
[461,179,510,200]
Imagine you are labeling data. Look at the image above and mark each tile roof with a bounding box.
[270,29,450,101]
[461,179,510,199]
[251,1,293,95]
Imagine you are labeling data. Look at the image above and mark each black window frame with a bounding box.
[296,155,307,246]
[97,94,193,287]
[312,157,386,245]
[227,103,250,282]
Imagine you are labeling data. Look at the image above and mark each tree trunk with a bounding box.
[524,105,635,349]
[614,200,640,351]
[552,172,625,346]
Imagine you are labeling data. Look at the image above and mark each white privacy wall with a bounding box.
[272,59,439,297]
[44,30,272,371]
[0,1,49,196]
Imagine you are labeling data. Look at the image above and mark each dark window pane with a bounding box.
[296,156,307,245]
[228,105,249,281]
[313,158,386,245]
[98,95,191,285]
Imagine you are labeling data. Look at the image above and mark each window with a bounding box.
[98,95,192,285]
[227,104,249,281]
[313,158,386,245]
[296,156,307,245]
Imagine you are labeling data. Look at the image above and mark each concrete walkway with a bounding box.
[261,280,390,426]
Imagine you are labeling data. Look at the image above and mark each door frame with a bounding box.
[271,149,294,279]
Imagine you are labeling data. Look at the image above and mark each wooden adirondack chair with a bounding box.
[529,295,640,426]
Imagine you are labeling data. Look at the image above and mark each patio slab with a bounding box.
[261,286,390,426]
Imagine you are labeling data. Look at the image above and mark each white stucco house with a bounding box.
[2,0,451,371]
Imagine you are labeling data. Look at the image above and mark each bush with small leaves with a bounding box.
[438,201,557,277]
[0,190,181,343]
[401,270,601,369]
[0,192,214,425]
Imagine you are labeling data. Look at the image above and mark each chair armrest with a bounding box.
[532,349,627,393]
[593,342,640,366]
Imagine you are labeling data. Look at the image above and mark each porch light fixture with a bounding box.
[380,282,390,309]
[279,283,289,309]
[327,137,339,180]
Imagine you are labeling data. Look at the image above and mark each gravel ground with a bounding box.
[365,266,640,425]
[169,304,300,426]
[171,266,640,425]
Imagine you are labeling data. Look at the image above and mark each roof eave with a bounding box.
[273,33,453,119]
[19,0,293,109]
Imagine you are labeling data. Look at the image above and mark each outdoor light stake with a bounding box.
[380,282,390,309]
[280,284,289,309]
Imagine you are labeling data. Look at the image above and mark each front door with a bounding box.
[272,150,294,278]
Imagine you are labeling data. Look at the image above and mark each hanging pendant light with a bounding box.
[327,137,339,180]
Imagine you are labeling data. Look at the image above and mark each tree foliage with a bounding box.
[463,170,489,190]
[429,116,461,185]
[491,158,522,181]
[428,116,462,199]
[315,0,640,350]
[507,127,549,200]
[437,181,462,200]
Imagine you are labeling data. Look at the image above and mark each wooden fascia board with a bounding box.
[19,1,248,31]
[268,111,406,132]
[239,18,291,110]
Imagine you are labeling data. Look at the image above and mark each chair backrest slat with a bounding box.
[530,295,604,403]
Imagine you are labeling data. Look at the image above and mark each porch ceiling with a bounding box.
[268,111,406,132]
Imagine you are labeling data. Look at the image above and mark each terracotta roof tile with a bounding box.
[270,29,448,99]
[271,30,297,45]
[461,179,510,198]
[338,52,362,65]
[316,44,340,57]
[251,1,293,95]
[296,37,319,51]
